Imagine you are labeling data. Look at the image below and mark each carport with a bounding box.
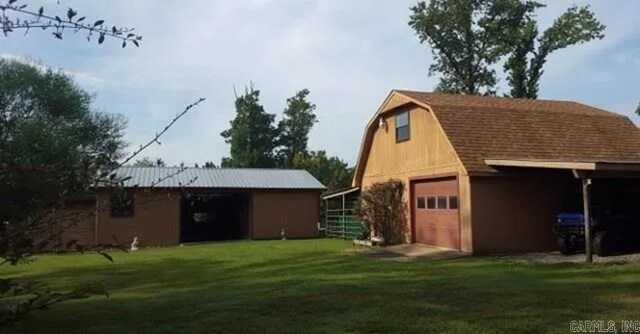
[486,159,640,262]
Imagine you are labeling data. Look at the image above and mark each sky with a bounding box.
[1,0,639,166]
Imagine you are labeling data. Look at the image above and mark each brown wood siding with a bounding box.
[251,191,320,239]
[412,177,461,249]
[360,105,471,251]
[361,106,462,180]
[470,174,575,253]
[96,190,181,247]
[56,201,96,248]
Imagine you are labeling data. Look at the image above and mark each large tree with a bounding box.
[0,60,205,325]
[0,59,126,244]
[409,0,605,98]
[500,4,605,98]
[278,89,317,168]
[0,1,208,323]
[408,0,505,95]
[292,151,353,191]
[220,86,279,168]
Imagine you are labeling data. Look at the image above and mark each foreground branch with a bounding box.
[0,0,142,46]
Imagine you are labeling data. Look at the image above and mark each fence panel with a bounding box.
[325,208,362,239]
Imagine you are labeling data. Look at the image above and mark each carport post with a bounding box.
[582,177,593,264]
[573,170,592,263]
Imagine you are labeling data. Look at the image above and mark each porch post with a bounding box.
[324,198,329,235]
[342,193,346,239]
[582,177,592,263]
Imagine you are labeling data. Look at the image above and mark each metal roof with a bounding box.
[106,166,326,190]
[321,187,360,200]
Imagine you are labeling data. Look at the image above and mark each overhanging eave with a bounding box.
[484,159,640,172]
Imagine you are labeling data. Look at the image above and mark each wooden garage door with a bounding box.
[412,177,460,249]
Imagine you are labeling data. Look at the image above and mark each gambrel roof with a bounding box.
[354,90,640,183]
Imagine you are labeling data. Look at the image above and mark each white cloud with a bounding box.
[0,0,638,166]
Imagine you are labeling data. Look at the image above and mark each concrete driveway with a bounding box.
[359,243,470,261]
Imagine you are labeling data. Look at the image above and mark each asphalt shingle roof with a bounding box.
[109,167,326,190]
[395,90,640,173]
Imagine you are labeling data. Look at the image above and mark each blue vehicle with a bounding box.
[554,211,640,256]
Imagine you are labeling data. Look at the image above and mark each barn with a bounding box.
[347,90,640,254]
[58,167,325,248]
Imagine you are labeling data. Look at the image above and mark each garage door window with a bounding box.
[426,196,436,209]
[449,196,459,210]
[423,195,459,211]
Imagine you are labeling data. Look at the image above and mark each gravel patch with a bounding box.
[494,251,640,264]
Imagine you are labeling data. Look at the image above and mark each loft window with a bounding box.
[395,110,410,142]
[417,197,426,209]
[437,196,448,209]
[110,193,134,217]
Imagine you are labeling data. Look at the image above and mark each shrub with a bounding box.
[355,179,408,246]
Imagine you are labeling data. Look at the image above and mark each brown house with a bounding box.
[60,167,325,248]
[350,90,640,254]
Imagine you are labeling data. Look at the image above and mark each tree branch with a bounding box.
[0,1,142,45]
[115,98,206,169]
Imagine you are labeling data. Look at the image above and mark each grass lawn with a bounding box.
[2,239,640,334]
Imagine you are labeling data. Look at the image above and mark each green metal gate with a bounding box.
[322,187,362,240]
[325,208,362,239]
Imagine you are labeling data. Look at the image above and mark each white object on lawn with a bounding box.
[130,236,139,251]
[371,236,384,246]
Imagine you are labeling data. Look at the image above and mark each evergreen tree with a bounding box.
[278,89,317,168]
[220,85,279,168]
[293,151,353,191]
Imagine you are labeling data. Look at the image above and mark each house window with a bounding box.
[395,110,410,142]
[437,196,448,209]
[110,193,134,217]
[417,197,426,209]
[449,196,459,210]
[426,196,436,209]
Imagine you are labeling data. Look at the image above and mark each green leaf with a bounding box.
[38,6,43,16]
[67,8,77,20]
[93,20,105,27]
[98,251,114,263]
[98,33,105,44]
